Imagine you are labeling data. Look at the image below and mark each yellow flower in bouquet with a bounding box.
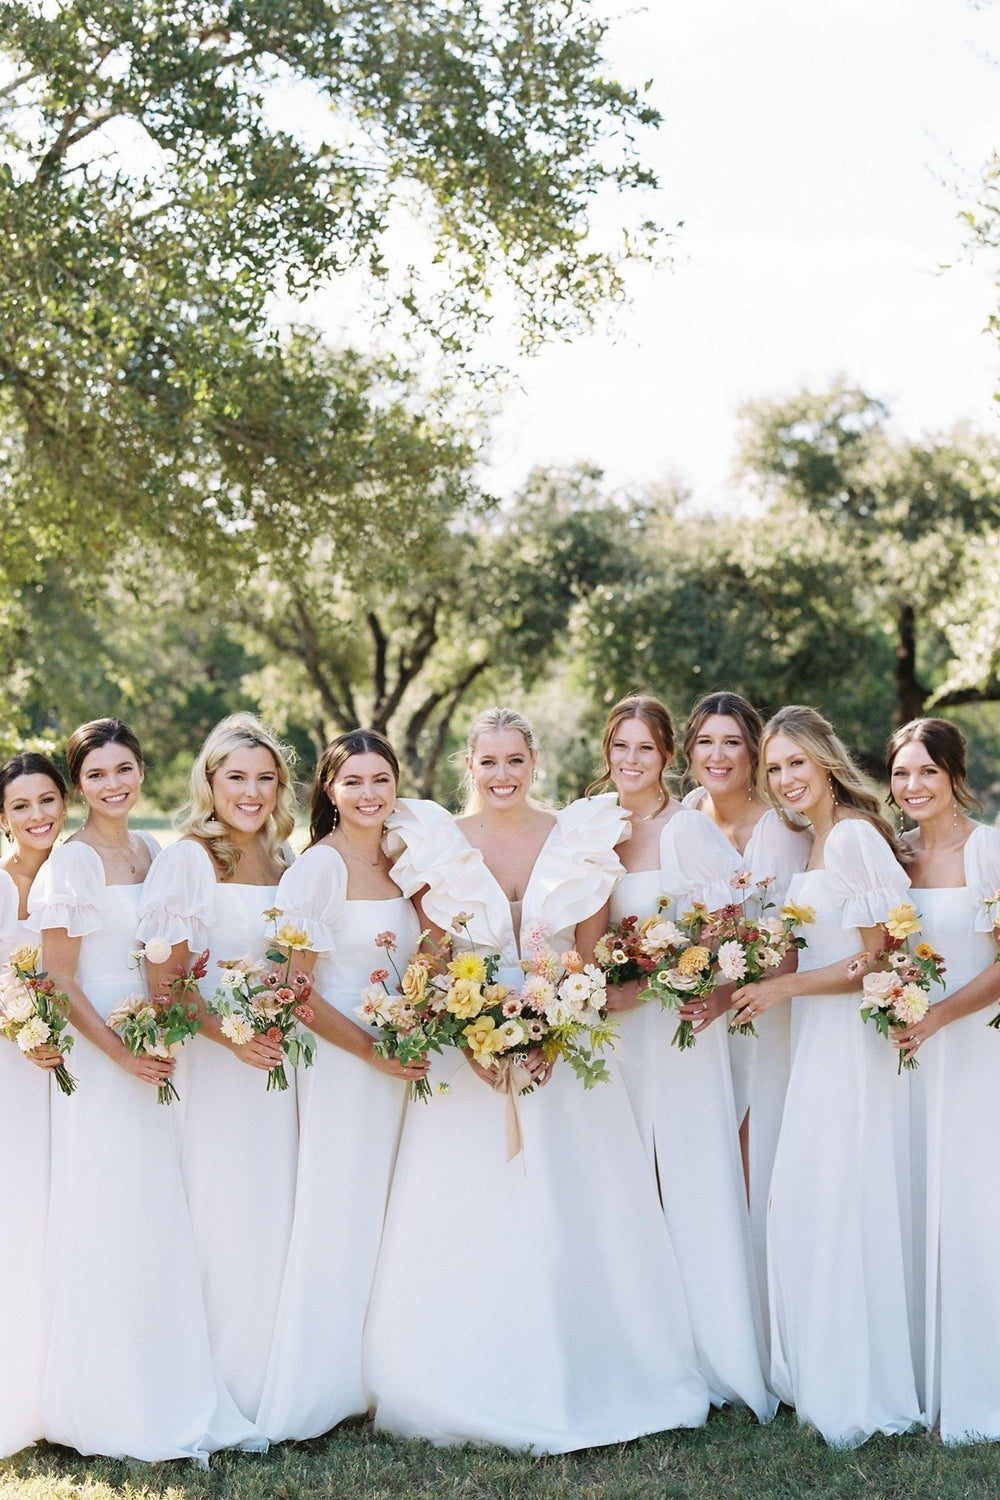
[445,977,485,1019]
[676,944,711,977]
[463,1014,502,1064]
[276,923,311,951]
[401,961,429,1005]
[448,952,488,985]
[779,901,816,926]
[884,903,921,941]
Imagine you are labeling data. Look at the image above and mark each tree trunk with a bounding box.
[893,600,926,727]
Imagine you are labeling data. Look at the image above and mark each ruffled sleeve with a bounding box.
[962,825,1000,934]
[386,799,502,945]
[657,807,742,912]
[26,842,106,937]
[529,794,628,937]
[135,839,217,951]
[823,819,910,930]
[272,846,348,954]
[745,810,813,904]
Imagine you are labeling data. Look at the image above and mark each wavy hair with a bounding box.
[586,693,675,798]
[886,717,981,816]
[179,713,296,879]
[309,729,400,846]
[761,704,900,855]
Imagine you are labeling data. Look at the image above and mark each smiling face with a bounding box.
[76,742,144,823]
[329,752,397,834]
[209,745,279,837]
[890,738,956,825]
[607,716,667,803]
[0,772,67,855]
[688,713,753,798]
[467,728,536,812]
[764,731,830,821]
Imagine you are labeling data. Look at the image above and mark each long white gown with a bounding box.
[136,838,297,1426]
[257,846,416,1440]
[365,796,710,1453]
[910,824,1000,1443]
[27,839,261,1463]
[0,869,50,1458]
[767,818,922,1446]
[608,806,774,1421]
[682,790,812,1321]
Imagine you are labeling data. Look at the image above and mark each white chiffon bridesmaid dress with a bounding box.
[767,818,922,1446]
[136,838,297,1427]
[682,789,811,1320]
[28,840,261,1463]
[0,869,50,1458]
[364,796,710,1453]
[257,845,417,1440]
[609,806,774,1422]
[910,823,1000,1442]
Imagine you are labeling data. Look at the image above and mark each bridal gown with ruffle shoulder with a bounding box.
[681,791,812,1324]
[136,837,297,1428]
[364,795,710,1454]
[609,806,774,1422]
[28,839,261,1463]
[767,818,922,1446]
[0,870,50,1458]
[909,823,1000,1443]
[258,846,417,1440]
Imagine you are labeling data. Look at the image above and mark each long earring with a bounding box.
[827,773,839,807]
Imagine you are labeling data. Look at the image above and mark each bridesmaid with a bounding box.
[366,706,710,1452]
[29,718,257,1462]
[731,704,922,1447]
[681,691,811,1311]
[137,712,297,1428]
[258,730,428,1441]
[598,694,773,1422]
[0,752,67,1458]
[888,718,1000,1442]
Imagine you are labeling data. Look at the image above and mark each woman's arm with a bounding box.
[146,938,284,1071]
[895,959,1000,1062]
[731,924,885,1026]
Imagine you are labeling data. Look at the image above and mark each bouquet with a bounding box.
[104,941,205,1104]
[0,944,77,1095]
[598,874,814,1051]
[855,902,946,1071]
[451,917,617,1092]
[355,927,468,1102]
[209,912,317,1091]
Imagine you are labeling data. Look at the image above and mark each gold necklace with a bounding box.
[336,827,384,868]
[84,830,136,874]
[636,791,667,822]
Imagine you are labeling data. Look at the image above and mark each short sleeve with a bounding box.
[26,842,106,937]
[658,808,742,911]
[272,846,348,953]
[963,825,1000,933]
[823,820,910,930]
[136,839,217,951]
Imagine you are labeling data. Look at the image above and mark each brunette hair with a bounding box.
[885,717,981,815]
[179,713,296,879]
[587,693,675,797]
[461,707,538,815]
[65,718,143,787]
[761,704,900,854]
[681,691,764,787]
[309,729,400,846]
[0,752,68,838]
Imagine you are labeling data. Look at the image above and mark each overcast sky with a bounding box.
[483,0,1000,506]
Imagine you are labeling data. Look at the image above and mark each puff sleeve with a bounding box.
[27,843,105,937]
[135,839,217,951]
[822,820,910,930]
[272,846,348,954]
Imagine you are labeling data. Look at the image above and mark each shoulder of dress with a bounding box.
[555,793,628,848]
[137,830,161,857]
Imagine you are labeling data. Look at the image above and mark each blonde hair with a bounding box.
[761,704,900,855]
[461,706,538,816]
[179,713,297,879]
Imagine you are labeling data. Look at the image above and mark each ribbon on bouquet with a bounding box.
[494,1054,534,1162]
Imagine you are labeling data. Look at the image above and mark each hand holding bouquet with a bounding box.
[0,944,76,1095]
[855,903,945,1071]
[209,911,317,1091]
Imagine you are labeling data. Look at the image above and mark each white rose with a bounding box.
[16,1015,50,1052]
[143,938,173,965]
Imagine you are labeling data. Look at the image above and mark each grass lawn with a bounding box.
[2,1407,999,1500]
